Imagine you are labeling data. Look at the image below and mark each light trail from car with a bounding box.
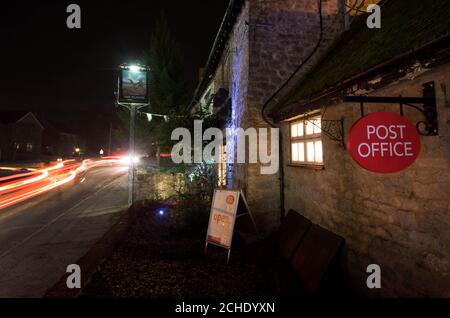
[0,158,120,210]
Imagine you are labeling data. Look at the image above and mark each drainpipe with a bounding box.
[278,131,286,220]
[260,0,324,222]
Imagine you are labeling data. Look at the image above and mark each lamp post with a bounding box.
[116,63,150,207]
[128,105,136,206]
[108,122,112,156]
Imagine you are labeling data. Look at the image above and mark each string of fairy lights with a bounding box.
[136,110,185,123]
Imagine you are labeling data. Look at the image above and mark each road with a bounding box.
[0,164,128,297]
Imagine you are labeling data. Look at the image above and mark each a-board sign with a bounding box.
[206,189,239,249]
[118,66,149,104]
[347,112,421,173]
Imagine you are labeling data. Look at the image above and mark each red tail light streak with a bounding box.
[0,158,120,210]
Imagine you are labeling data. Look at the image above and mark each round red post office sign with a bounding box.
[347,112,421,173]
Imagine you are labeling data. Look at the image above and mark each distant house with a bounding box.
[37,114,85,157]
[0,112,44,162]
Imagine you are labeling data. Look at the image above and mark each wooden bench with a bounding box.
[290,224,344,294]
[276,210,345,297]
[277,209,312,261]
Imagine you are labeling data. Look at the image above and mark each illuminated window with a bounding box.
[26,143,33,152]
[289,116,323,165]
[217,144,227,187]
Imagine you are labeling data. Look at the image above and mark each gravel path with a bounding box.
[82,203,279,298]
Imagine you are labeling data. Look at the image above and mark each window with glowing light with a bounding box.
[217,144,227,187]
[26,143,33,152]
[290,116,323,166]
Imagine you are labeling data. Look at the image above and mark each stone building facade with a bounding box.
[278,68,450,297]
[193,0,450,297]
[268,0,450,297]
[192,0,347,232]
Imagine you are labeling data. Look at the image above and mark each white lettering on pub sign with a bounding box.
[347,112,421,173]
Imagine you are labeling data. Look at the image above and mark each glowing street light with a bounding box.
[120,155,140,165]
[129,64,141,73]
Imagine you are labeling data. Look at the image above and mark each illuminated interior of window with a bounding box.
[290,116,323,165]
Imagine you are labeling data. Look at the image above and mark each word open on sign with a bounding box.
[206,190,239,249]
[347,112,420,173]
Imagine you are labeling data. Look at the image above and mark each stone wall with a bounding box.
[244,0,345,232]
[247,0,345,105]
[206,3,253,221]
[281,64,450,297]
[228,2,250,195]
[135,171,186,202]
[203,0,347,233]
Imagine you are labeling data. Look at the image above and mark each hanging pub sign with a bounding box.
[118,65,149,104]
[347,112,421,173]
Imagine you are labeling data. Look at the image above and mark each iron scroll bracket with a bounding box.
[299,116,345,148]
[302,117,345,148]
[344,82,438,136]
[320,119,345,147]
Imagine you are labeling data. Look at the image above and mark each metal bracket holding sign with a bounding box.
[205,189,259,263]
[344,81,438,136]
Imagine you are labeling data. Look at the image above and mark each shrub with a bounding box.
[175,162,218,237]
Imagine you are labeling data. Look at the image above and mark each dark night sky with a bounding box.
[0,0,228,151]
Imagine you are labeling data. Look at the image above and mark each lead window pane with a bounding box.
[299,142,305,162]
[291,143,299,162]
[315,140,323,163]
[313,119,322,134]
[307,141,315,162]
[297,122,304,137]
[291,124,298,138]
[305,120,314,135]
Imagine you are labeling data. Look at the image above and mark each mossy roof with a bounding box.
[276,0,450,113]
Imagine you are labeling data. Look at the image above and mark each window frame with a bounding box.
[289,115,324,168]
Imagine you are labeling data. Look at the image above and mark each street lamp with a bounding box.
[129,65,141,73]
